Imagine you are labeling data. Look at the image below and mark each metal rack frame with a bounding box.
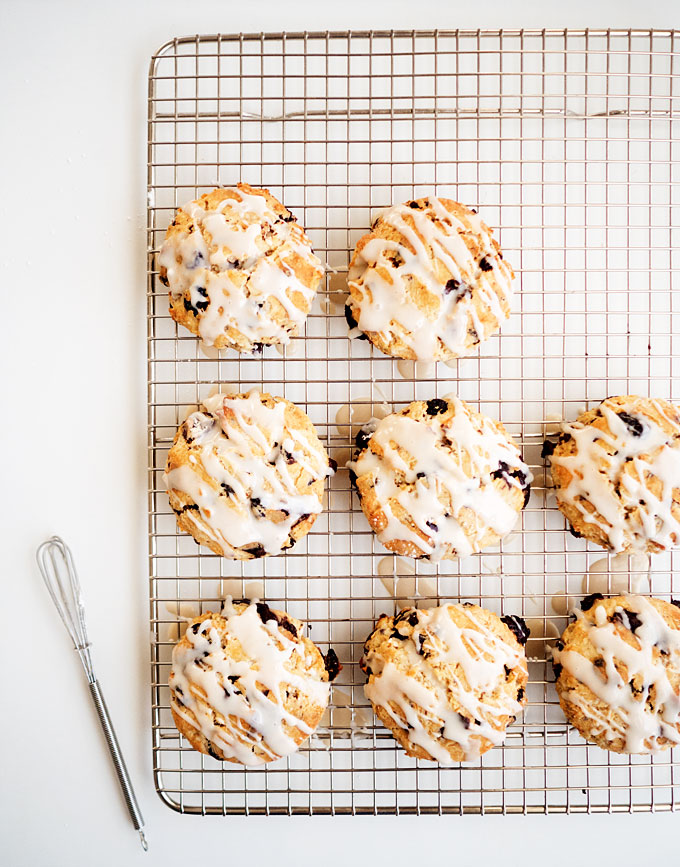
[147,29,680,814]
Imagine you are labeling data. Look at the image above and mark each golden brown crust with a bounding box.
[362,604,528,762]
[347,197,514,361]
[353,398,530,560]
[160,183,323,352]
[549,396,680,552]
[170,604,331,764]
[165,391,329,559]
[554,595,680,753]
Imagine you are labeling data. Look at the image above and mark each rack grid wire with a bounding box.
[147,29,680,815]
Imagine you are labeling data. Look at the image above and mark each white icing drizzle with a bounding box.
[164,392,331,557]
[549,398,680,552]
[553,596,680,753]
[158,187,322,348]
[347,197,513,361]
[170,601,329,765]
[582,552,651,597]
[350,398,532,560]
[364,605,526,763]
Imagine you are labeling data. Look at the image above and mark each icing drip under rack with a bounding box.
[147,29,680,815]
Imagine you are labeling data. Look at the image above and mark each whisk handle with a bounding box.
[88,680,147,844]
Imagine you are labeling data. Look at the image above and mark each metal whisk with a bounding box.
[37,536,148,851]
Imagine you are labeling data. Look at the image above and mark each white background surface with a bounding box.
[2,1,679,864]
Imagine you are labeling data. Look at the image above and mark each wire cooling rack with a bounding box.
[147,29,680,814]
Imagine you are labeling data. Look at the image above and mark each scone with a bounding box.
[345,196,514,361]
[544,396,680,552]
[170,600,340,764]
[350,397,531,560]
[552,594,680,754]
[158,183,323,352]
[164,391,333,559]
[360,603,529,762]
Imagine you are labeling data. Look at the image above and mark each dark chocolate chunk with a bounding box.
[250,497,266,518]
[244,544,266,559]
[444,278,471,302]
[278,617,299,639]
[158,271,169,287]
[182,503,200,512]
[624,609,643,633]
[192,286,209,312]
[523,484,531,508]
[425,398,448,416]
[554,639,564,651]
[593,657,605,669]
[541,439,556,458]
[220,482,234,496]
[503,665,512,678]
[458,713,470,729]
[552,662,563,680]
[282,210,296,223]
[517,687,525,702]
[390,628,408,641]
[323,648,341,681]
[292,513,311,529]
[408,200,421,209]
[568,526,584,539]
[417,633,426,655]
[255,601,278,625]
[252,342,264,354]
[425,520,438,532]
[227,675,239,684]
[344,304,368,339]
[206,743,221,760]
[617,411,644,437]
[501,614,530,645]
[479,257,493,272]
[191,622,201,634]
[395,609,420,628]
[580,593,604,611]
[281,449,296,465]
[491,461,527,488]
[416,471,426,479]
[355,427,373,453]
[328,457,338,473]
[671,600,680,610]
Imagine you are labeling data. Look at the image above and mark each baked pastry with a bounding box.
[361,603,529,763]
[552,594,680,754]
[544,396,680,553]
[158,184,323,352]
[350,397,531,560]
[345,196,514,361]
[170,599,340,764]
[164,391,333,559]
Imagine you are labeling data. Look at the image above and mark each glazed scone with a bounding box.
[361,604,529,763]
[158,184,323,352]
[544,396,680,553]
[164,391,334,559]
[552,594,680,754]
[170,600,340,765]
[345,196,514,361]
[350,397,531,560]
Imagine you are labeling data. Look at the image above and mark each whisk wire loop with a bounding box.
[37,536,94,681]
